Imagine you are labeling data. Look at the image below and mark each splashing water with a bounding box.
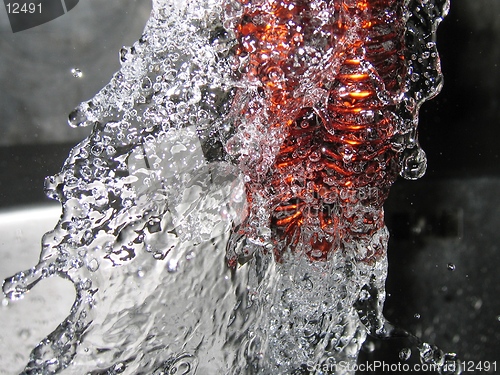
[2,0,453,374]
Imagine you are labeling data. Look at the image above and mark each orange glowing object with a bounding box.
[229,0,406,263]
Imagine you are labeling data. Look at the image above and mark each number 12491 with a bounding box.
[6,3,42,14]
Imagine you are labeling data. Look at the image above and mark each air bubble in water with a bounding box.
[447,263,456,271]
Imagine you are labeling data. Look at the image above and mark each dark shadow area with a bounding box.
[359,1,500,372]
[418,0,500,179]
[371,178,500,372]
[0,143,73,207]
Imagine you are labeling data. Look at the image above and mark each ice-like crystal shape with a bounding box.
[2,0,450,374]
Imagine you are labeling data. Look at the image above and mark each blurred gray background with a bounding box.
[0,0,151,145]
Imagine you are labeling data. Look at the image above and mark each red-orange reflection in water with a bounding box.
[229,0,406,263]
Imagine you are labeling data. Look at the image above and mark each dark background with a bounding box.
[369,1,500,371]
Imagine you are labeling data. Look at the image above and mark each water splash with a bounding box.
[2,0,453,373]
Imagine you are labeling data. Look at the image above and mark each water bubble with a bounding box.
[141,76,153,91]
[473,298,482,311]
[400,146,427,180]
[447,263,456,271]
[80,279,93,290]
[419,343,434,363]
[71,68,83,78]
[166,259,178,273]
[86,258,99,272]
[112,362,126,373]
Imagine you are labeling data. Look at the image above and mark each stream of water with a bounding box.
[2,0,456,374]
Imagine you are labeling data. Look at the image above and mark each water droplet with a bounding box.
[419,342,434,363]
[141,76,152,91]
[167,259,178,273]
[71,68,83,78]
[400,146,427,180]
[399,347,411,361]
[473,298,482,310]
[86,258,99,272]
[363,340,375,353]
[80,279,93,290]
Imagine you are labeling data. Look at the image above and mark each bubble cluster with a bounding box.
[225,0,449,266]
[2,0,449,373]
